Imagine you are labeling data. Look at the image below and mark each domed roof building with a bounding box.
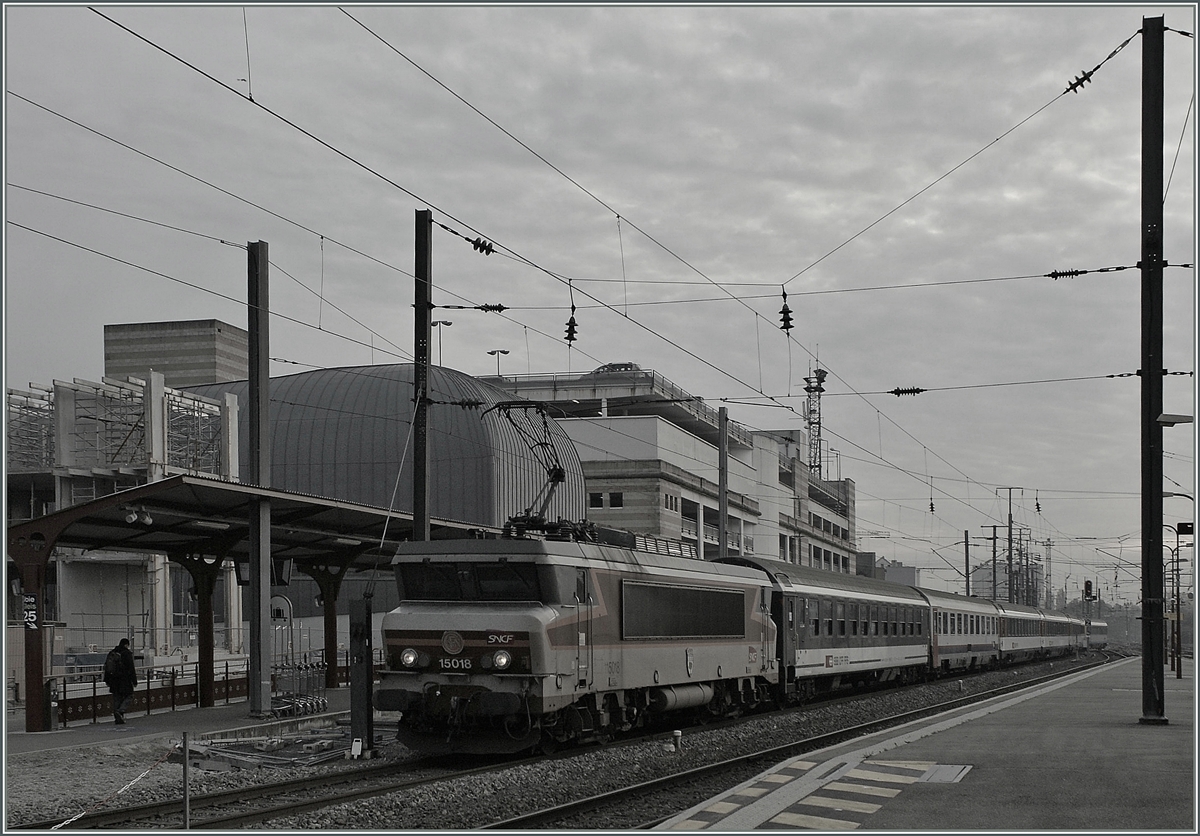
[188,364,586,529]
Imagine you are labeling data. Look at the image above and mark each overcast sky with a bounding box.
[4,4,1196,597]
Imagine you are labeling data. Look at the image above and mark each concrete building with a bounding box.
[863,556,922,587]
[104,320,249,388]
[485,363,856,569]
[6,320,585,696]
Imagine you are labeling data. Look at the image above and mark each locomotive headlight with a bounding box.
[400,648,420,668]
[492,650,512,670]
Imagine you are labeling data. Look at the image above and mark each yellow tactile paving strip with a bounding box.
[665,758,950,831]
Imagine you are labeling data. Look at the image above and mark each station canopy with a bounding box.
[7,473,491,574]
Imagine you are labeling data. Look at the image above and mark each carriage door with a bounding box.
[931,608,941,667]
[575,568,592,688]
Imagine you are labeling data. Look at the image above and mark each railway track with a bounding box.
[481,653,1116,830]
[11,755,528,830]
[14,653,1117,830]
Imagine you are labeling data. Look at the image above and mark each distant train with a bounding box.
[373,526,1103,754]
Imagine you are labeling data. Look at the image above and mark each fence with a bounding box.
[43,649,384,728]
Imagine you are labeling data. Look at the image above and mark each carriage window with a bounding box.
[397,561,542,602]
[837,602,846,637]
[824,600,834,637]
[810,599,820,635]
[787,599,795,628]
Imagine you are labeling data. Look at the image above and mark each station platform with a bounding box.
[5,686,357,757]
[658,656,1195,832]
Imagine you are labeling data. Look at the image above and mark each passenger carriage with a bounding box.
[1040,608,1080,657]
[719,556,931,700]
[917,589,1001,673]
[996,602,1043,662]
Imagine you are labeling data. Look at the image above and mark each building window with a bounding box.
[609,492,623,508]
[589,493,603,508]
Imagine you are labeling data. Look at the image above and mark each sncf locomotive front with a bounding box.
[374,539,572,754]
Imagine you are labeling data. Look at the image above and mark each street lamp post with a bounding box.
[487,349,509,376]
[432,321,452,365]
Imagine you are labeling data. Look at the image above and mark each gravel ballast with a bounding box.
[5,656,1101,830]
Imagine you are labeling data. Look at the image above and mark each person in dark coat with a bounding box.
[104,638,137,724]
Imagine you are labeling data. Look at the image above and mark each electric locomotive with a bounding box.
[375,524,1092,755]
[374,530,778,754]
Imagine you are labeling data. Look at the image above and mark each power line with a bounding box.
[781,29,1142,289]
[9,181,414,362]
[6,220,410,363]
[6,92,602,372]
[71,11,1176,559]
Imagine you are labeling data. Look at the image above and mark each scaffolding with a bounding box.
[165,388,225,474]
[65,377,149,470]
[6,376,230,483]
[6,386,55,472]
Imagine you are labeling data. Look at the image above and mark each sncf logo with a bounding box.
[441,631,464,655]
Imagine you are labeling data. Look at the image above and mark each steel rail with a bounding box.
[11,756,498,831]
[480,653,1115,830]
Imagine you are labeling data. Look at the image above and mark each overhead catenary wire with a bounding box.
[54,13,1180,578]
[780,29,1142,290]
[3,99,600,370]
[82,10,1173,454]
[322,12,1188,566]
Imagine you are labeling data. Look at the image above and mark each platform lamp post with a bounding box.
[1166,519,1194,681]
[1163,469,1194,681]
[488,349,509,376]
[1164,525,1180,673]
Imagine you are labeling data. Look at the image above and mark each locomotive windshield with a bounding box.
[396,561,544,602]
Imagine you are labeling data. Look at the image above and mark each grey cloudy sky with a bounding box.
[4,4,1196,596]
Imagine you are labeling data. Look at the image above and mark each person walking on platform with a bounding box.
[103,638,137,724]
